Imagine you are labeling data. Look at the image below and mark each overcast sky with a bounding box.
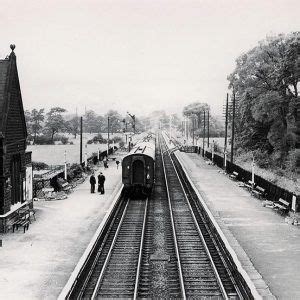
[0,0,299,117]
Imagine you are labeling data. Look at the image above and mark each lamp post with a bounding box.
[64,150,67,180]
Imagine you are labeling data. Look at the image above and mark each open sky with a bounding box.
[0,0,299,117]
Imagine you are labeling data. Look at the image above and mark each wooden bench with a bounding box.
[229,171,239,180]
[60,182,73,193]
[5,215,20,233]
[19,205,36,223]
[244,180,255,190]
[42,187,55,200]
[274,198,290,215]
[251,186,266,199]
[13,218,30,233]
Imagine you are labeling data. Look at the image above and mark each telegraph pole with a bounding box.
[192,117,195,145]
[231,89,236,163]
[202,111,206,156]
[169,115,172,142]
[107,116,110,156]
[80,116,83,164]
[224,93,229,151]
[207,110,210,148]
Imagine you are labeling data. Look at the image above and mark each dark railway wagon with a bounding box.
[122,140,155,196]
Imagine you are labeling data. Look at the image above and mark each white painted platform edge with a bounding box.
[175,151,262,300]
[58,180,123,300]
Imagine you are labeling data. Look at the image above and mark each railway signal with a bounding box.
[127,112,136,134]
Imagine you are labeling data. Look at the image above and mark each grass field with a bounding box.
[27,132,145,166]
[27,143,109,166]
[27,133,121,166]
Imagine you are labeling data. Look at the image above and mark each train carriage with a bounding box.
[122,140,155,196]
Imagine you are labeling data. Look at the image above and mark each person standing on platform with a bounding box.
[116,160,120,169]
[103,156,108,168]
[90,173,96,193]
[98,172,106,194]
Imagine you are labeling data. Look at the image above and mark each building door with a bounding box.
[11,154,23,205]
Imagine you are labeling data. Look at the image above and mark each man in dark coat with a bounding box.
[98,172,106,194]
[90,173,96,193]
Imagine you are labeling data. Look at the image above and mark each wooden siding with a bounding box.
[0,52,28,215]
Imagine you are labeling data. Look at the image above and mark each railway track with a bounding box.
[63,132,253,299]
[160,134,240,298]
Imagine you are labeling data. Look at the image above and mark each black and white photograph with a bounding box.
[0,0,299,299]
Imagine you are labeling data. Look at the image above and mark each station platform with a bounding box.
[0,155,123,299]
[176,150,300,299]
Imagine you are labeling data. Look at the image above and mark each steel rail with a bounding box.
[163,135,229,300]
[133,198,149,300]
[75,197,125,299]
[159,134,187,300]
[90,199,130,300]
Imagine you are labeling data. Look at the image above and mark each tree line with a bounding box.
[227,32,299,172]
[182,102,225,138]
[25,108,146,144]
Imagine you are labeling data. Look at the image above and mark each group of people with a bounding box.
[89,172,106,194]
[89,157,122,194]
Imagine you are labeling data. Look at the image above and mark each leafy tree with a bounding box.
[183,102,211,138]
[66,116,80,138]
[84,110,98,133]
[24,110,32,137]
[228,32,299,166]
[104,110,122,134]
[44,107,67,142]
[24,109,45,143]
[31,109,45,143]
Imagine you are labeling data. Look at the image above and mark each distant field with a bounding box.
[27,143,108,166]
[27,132,144,166]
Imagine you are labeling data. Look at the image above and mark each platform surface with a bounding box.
[176,151,300,299]
[0,155,123,299]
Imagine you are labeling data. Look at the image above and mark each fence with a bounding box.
[181,146,299,212]
[33,146,117,197]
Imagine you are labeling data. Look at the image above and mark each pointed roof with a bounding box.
[0,45,27,138]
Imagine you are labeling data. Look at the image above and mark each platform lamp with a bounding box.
[64,150,67,180]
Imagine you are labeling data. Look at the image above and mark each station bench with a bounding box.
[18,204,36,223]
[243,180,255,190]
[251,186,266,199]
[13,218,30,233]
[42,187,55,200]
[229,171,239,180]
[274,198,290,215]
[60,181,73,193]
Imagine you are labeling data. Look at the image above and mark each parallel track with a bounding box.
[160,133,240,299]
[65,131,253,299]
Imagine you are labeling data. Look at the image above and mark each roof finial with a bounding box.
[10,44,16,52]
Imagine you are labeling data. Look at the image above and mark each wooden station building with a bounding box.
[0,45,32,231]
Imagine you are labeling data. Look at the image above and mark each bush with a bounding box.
[69,163,84,178]
[32,161,49,170]
[112,136,123,143]
[61,136,69,145]
[34,135,54,145]
[87,134,105,144]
